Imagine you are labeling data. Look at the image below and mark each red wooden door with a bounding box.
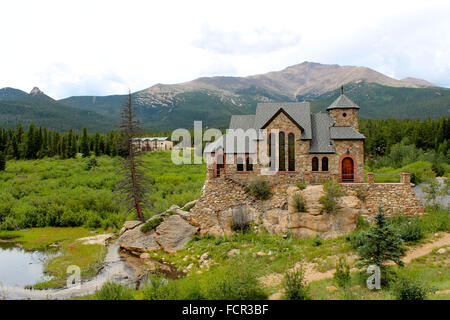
[342,157,354,182]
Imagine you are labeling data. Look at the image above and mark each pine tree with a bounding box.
[25,123,36,159]
[0,152,6,171]
[94,133,101,156]
[80,127,90,157]
[356,206,405,271]
[67,128,77,158]
[117,93,150,222]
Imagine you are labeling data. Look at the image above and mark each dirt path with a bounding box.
[401,232,450,264]
[267,232,450,300]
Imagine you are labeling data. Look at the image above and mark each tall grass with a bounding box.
[0,151,205,230]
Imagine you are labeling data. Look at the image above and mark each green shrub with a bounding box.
[205,260,267,300]
[397,219,424,242]
[86,158,98,170]
[283,267,310,300]
[95,282,134,300]
[182,202,196,212]
[313,236,322,247]
[333,256,351,288]
[246,178,271,200]
[297,183,307,190]
[419,205,450,233]
[390,212,424,243]
[392,276,434,300]
[319,179,346,213]
[356,215,370,230]
[291,193,307,213]
[141,216,163,233]
[142,275,178,300]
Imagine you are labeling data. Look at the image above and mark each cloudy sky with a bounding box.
[1,0,449,99]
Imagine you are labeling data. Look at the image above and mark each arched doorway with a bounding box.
[216,153,225,177]
[341,157,354,182]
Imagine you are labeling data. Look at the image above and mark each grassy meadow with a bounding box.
[0,151,206,231]
[0,151,205,289]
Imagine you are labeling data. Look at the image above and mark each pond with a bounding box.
[0,242,55,288]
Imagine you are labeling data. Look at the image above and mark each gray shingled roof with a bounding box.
[327,94,360,110]
[229,115,255,131]
[330,126,366,140]
[254,102,312,139]
[309,113,335,153]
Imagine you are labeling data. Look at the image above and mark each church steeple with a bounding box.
[327,86,360,130]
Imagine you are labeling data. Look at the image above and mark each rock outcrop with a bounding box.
[118,227,161,252]
[190,178,363,238]
[154,215,198,253]
[118,208,199,253]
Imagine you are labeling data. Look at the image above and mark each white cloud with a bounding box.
[0,0,449,98]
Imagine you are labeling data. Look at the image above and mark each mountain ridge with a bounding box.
[1,61,448,132]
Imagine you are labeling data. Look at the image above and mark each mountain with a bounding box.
[311,81,450,120]
[2,62,448,132]
[0,87,28,100]
[0,87,112,132]
[401,77,438,87]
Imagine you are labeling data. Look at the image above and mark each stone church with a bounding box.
[204,88,366,186]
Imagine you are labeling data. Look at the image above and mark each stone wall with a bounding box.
[341,183,425,216]
[329,108,359,130]
[190,174,425,238]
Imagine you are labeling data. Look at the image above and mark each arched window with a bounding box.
[246,156,253,171]
[312,157,319,171]
[237,156,244,172]
[279,132,285,171]
[288,133,295,171]
[322,157,329,171]
[268,132,276,171]
[245,136,250,154]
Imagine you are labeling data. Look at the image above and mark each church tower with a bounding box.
[327,86,360,130]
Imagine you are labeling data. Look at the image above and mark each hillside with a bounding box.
[0,88,112,132]
[310,82,450,120]
[1,62,449,132]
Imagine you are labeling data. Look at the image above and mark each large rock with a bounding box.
[287,185,361,238]
[154,215,198,252]
[119,220,142,236]
[262,209,289,235]
[117,227,161,252]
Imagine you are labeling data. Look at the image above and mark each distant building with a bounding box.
[133,137,173,151]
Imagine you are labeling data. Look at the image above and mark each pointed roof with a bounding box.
[327,94,360,110]
[254,102,312,139]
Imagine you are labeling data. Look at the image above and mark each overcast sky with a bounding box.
[1,0,449,99]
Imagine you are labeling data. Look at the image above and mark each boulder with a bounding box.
[154,215,198,253]
[168,204,180,212]
[227,249,240,257]
[175,209,191,221]
[262,209,289,235]
[118,227,161,252]
[437,248,447,254]
[119,220,142,236]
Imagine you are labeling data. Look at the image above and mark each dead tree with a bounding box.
[117,92,149,222]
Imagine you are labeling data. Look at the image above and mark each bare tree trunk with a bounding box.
[118,92,148,222]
